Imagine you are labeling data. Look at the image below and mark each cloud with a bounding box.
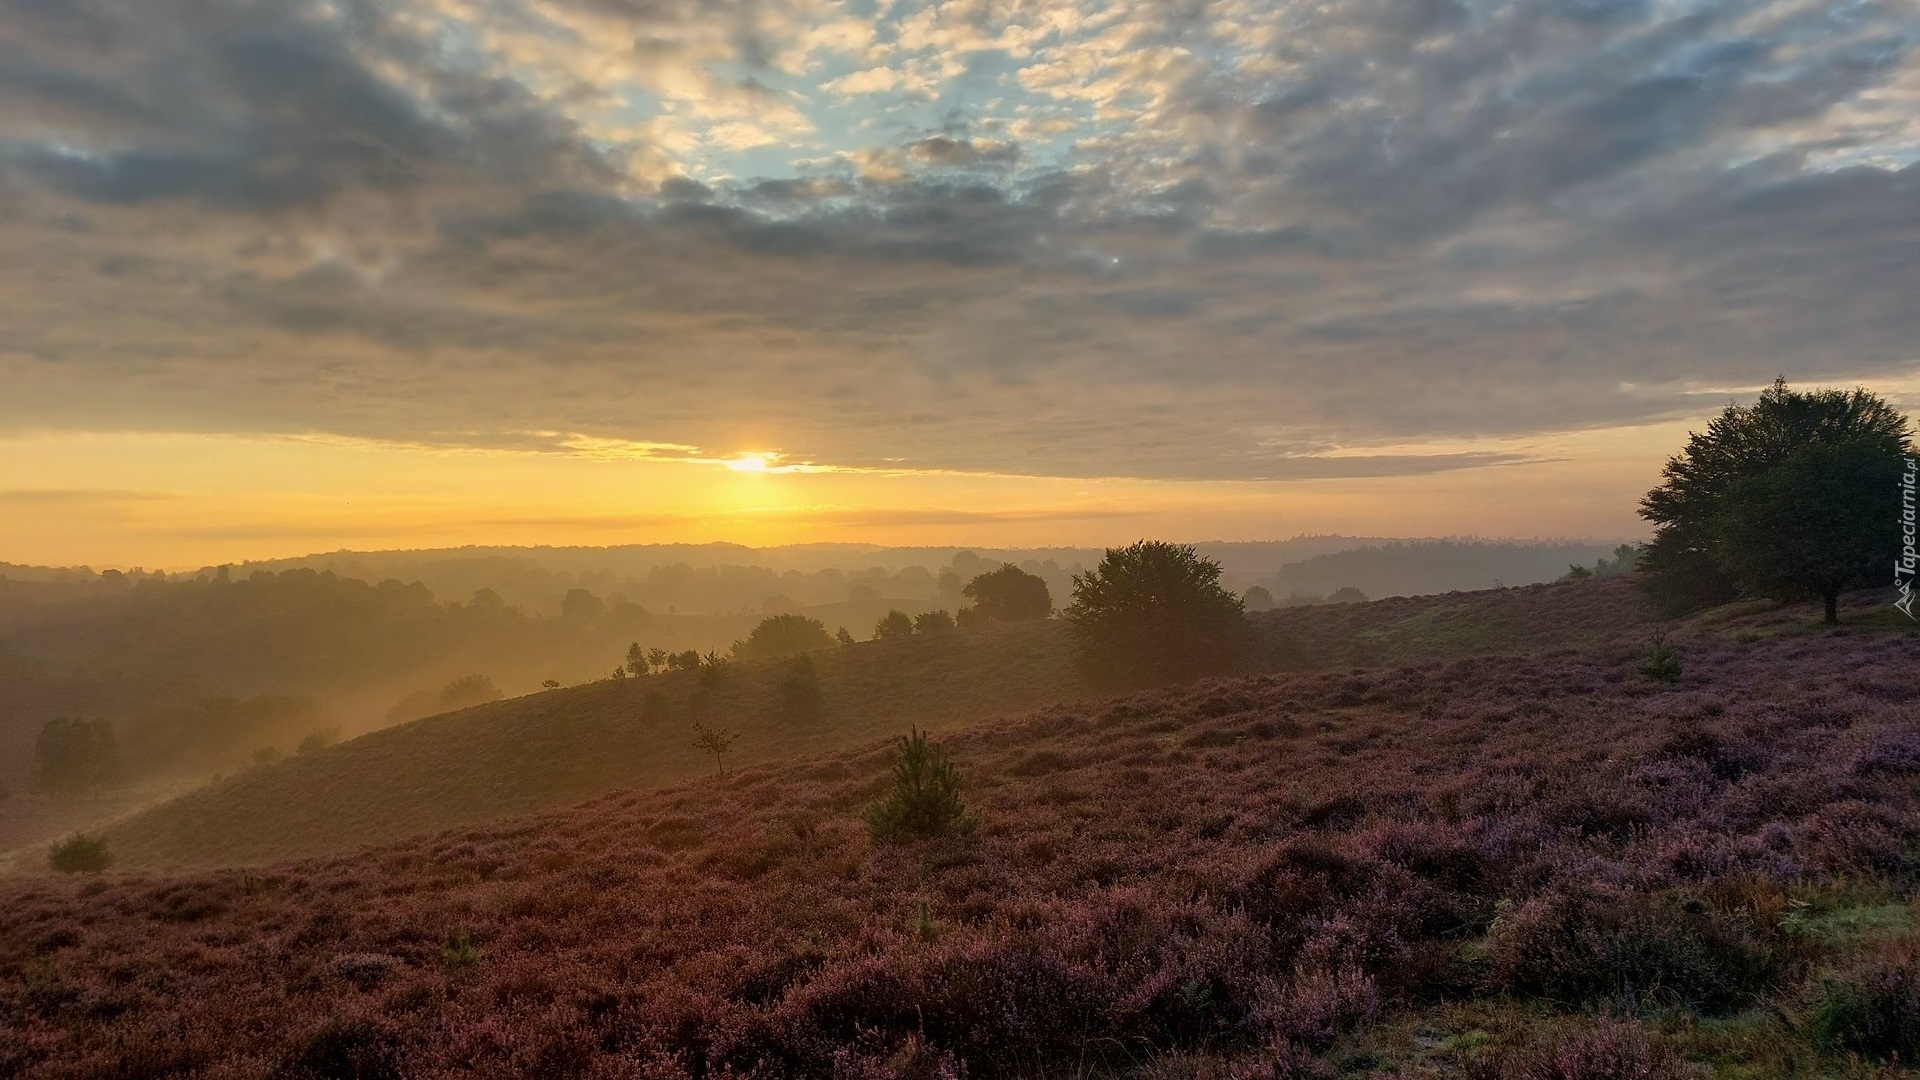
[0,0,1916,485]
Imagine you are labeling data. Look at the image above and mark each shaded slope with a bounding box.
[3,628,1918,1077]
[83,577,1666,871]
[92,619,1081,870]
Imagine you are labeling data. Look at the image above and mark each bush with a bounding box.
[1634,633,1681,683]
[864,728,977,843]
[49,833,113,873]
[1488,1017,1690,1080]
[913,610,955,634]
[873,610,915,640]
[1485,887,1772,1013]
[1808,936,1920,1060]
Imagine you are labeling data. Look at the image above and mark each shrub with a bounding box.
[1489,1017,1690,1080]
[913,610,955,634]
[865,728,977,843]
[1807,936,1920,1060]
[49,833,113,873]
[1485,887,1772,1013]
[1634,633,1681,683]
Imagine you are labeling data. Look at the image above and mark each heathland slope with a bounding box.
[3,624,1917,1077]
[80,578,1660,872]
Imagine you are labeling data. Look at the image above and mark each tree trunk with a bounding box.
[1822,589,1840,625]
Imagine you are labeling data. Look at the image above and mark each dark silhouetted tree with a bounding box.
[835,626,856,646]
[1713,441,1905,624]
[913,609,955,634]
[559,588,605,623]
[961,563,1053,622]
[1065,541,1250,687]
[33,718,119,798]
[1243,585,1274,611]
[625,642,649,677]
[873,609,914,640]
[1641,379,1910,617]
[732,613,834,660]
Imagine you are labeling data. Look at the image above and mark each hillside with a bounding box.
[68,578,1659,872]
[3,621,1917,1077]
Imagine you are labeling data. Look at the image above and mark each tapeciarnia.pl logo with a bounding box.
[1898,457,1918,620]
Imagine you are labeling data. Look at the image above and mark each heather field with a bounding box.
[62,579,1660,873]
[4,613,1918,1078]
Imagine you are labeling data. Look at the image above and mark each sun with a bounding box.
[726,453,773,473]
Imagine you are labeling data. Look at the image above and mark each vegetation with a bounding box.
[959,562,1052,622]
[774,655,824,722]
[872,609,914,640]
[863,727,975,843]
[730,613,835,660]
[5,622,1918,1076]
[1640,378,1911,620]
[46,832,111,873]
[691,721,738,778]
[1065,540,1250,686]
[1635,631,1683,682]
[911,609,955,634]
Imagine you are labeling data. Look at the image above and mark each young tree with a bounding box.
[624,642,649,677]
[692,721,738,778]
[835,626,856,646]
[961,563,1053,621]
[864,727,976,843]
[1712,441,1905,623]
[872,609,915,640]
[1640,379,1910,616]
[646,648,671,671]
[731,613,834,660]
[1064,541,1250,687]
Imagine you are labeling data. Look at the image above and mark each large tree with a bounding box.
[1064,541,1249,687]
[960,563,1053,622]
[1640,379,1910,620]
[732,613,834,659]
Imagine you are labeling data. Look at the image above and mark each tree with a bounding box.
[1064,541,1250,687]
[33,718,119,798]
[439,674,502,711]
[1243,585,1275,611]
[647,648,671,671]
[692,721,738,778]
[864,728,976,843]
[625,642,649,677]
[1641,379,1910,617]
[873,609,914,640]
[1712,441,1905,624]
[913,609,955,634]
[961,563,1053,622]
[835,626,856,646]
[559,588,605,623]
[1328,586,1368,604]
[732,613,834,660]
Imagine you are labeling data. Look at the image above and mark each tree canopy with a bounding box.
[33,717,120,798]
[961,563,1053,622]
[1639,379,1911,621]
[732,613,835,660]
[1064,541,1249,687]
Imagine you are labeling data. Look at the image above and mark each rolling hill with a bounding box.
[60,578,1659,872]
[2,592,1916,1077]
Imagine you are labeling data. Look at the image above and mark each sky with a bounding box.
[1,0,1917,568]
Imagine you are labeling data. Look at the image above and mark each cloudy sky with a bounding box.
[1,0,1916,566]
